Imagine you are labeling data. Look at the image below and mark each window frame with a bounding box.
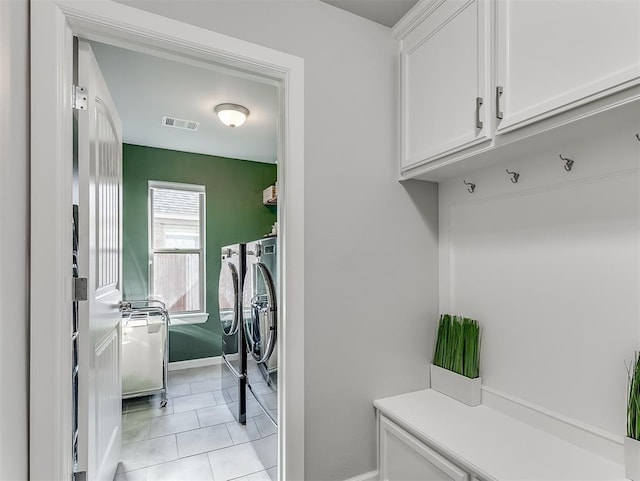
[148,180,207,321]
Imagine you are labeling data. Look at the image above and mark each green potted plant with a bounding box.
[430,314,481,406]
[626,352,640,480]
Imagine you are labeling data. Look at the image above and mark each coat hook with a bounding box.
[506,169,520,183]
[636,134,640,141]
[463,180,476,193]
[559,154,574,172]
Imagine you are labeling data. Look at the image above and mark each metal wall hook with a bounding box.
[506,169,520,183]
[463,180,476,193]
[636,133,640,141]
[559,154,574,172]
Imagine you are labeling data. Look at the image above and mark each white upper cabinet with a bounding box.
[395,0,640,181]
[495,0,640,133]
[400,0,491,170]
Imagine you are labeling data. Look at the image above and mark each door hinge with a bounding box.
[73,85,87,111]
[73,277,88,302]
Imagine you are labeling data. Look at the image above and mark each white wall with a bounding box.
[114,1,440,479]
[439,108,640,449]
[0,0,30,479]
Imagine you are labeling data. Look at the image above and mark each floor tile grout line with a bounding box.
[118,436,180,473]
[170,390,217,404]
[123,404,266,445]
[124,413,203,445]
[175,427,260,459]
[227,464,277,481]
[173,432,179,461]
[195,406,204,428]
[206,447,216,480]
[120,451,217,476]
[222,421,234,447]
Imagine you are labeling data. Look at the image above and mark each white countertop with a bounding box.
[374,389,625,481]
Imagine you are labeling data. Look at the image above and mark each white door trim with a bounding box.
[30,2,305,480]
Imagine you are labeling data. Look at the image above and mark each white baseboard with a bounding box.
[168,356,222,371]
[481,386,623,465]
[343,470,378,481]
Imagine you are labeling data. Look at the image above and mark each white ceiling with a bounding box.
[90,1,418,162]
[91,42,279,164]
[320,0,419,27]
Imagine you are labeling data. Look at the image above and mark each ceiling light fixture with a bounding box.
[214,103,250,128]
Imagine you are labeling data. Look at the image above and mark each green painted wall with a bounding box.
[122,143,277,362]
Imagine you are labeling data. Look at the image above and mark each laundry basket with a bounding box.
[121,300,170,407]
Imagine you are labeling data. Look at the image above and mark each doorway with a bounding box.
[85,38,279,479]
[30,2,304,480]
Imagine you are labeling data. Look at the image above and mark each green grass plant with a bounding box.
[433,314,480,379]
[628,352,640,440]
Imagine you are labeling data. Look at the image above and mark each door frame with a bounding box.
[30,1,305,480]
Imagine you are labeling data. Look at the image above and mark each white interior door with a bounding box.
[76,39,123,481]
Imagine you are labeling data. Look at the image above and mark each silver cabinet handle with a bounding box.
[475,97,484,129]
[496,86,504,120]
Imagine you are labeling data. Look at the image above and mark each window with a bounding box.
[149,181,206,322]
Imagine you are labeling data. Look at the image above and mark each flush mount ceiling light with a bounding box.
[214,103,250,128]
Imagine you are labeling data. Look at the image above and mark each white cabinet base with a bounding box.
[379,415,468,481]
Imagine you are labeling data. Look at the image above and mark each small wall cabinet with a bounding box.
[394,0,640,180]
[495,0,640,134]
[263,184,277,205]
[380,415,473,481]
[400,0,491,171]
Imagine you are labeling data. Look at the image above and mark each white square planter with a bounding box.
[430,364,481,407]
[625,436,640,480]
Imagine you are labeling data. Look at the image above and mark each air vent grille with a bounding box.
[162,116,200,131]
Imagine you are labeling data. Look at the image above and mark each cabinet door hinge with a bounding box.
[73,85,87,111]
[73,277,88,302]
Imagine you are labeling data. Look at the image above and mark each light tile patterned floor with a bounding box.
[115,365,277,481]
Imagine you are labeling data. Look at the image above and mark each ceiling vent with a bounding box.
[161,115,200,131]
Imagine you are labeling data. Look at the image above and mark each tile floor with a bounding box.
[115,365,277,481]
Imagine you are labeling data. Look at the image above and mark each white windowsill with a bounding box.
[169,312,209,325]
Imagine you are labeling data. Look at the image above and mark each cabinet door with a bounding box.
[495,0,640,133]
[380,416,468,481]
[401,0,491,171]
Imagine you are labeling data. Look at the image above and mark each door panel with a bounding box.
[496,0,640,132]
[77,39,123,481]
[380,416,468,481]
[401,0,490,169]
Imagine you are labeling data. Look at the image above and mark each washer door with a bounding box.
[219,261,240,336]
[243,262,277,364]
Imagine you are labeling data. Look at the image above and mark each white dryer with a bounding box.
[243,236,278,426]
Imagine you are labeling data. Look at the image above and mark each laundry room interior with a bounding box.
[88,41,281,480]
